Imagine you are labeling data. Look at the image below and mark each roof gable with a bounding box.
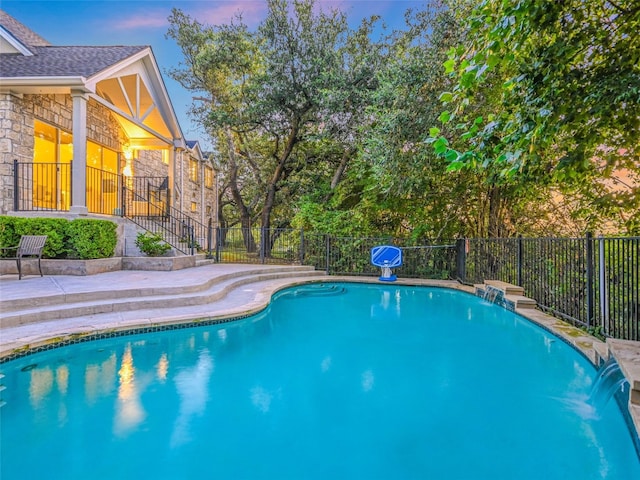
[0,10,185,149]
[0,9,50,55]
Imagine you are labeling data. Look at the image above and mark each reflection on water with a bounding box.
[171,349,214,447]
[55,366,69,395]
[85,353,116,405]
[250,386,271,413]
[29,367,53,409]
[371,289,402,319]
[321,356,332,373]
[361,369,375,392]
[217,328,228,343]
[114,343,146,436]
[156,353,169,383]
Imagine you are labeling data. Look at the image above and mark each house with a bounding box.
[0,10,216,254]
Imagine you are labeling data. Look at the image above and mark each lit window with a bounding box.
[32,120,72,210]
[191,201,197,212]
[86,141,118,215]
[189,158,199,182]
[204,167,214,188]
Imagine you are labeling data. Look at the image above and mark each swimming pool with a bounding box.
[1,283,638,479]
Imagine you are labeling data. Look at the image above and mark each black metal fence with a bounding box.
[12,161,211,255]
[462,235,639,341]
[123,186,211,256]
[13,160,72,211]
[212,228,638,341]
[212,229,458,279]
[87,166,121,215]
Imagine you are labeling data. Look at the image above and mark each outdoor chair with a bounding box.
[1,235,48,280]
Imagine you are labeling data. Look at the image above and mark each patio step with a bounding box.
[0,265,323,328]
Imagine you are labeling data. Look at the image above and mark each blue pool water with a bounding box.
[1,283,639,479]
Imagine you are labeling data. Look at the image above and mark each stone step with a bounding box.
[483,280,525,296]
[0,265,317,313]
[1,269,324,328]
[508,295,537,309]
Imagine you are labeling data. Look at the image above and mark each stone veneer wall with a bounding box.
[179,152,216,226]
[135,150,169,178]
[0,93,127,214]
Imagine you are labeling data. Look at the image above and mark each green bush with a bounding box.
[12,217,67,258]
[66,219,117,259]
[0,216,18,250]
[135,231,171,257]
[0,216,117,259]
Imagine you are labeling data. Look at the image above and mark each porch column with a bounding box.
[70,91,88,215]
[200,160,205,224]
[168,146,176,209]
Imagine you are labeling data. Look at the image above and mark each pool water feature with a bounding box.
[1,283,638,479]
[589,356,629,409]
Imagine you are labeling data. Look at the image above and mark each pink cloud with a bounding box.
[108,2,268,31]
[196,2,268,27]
[112,11,170,30]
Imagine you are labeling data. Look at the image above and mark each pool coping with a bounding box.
[1,274,639,446]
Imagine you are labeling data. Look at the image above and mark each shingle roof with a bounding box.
[0,45,149,78]
[0,10,148,79]
[0,9,50,50]
[186,140,199,149]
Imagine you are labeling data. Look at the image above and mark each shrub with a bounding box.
[135,231,171,257]
[0,216,117,259]
[0,216,18,250]
[66,219,117,259]
[13,217,68,258]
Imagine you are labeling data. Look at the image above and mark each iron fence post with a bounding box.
[299,229,305,264]
[215,226,221,262]
[207,218,213,258]
[586,232,594,328]
[455,238,466,283]
[517,235,523,286]
[325,235,331,275]
[13,159,19,211]
[598,235,609,335]
[260,227,266,264]
[70,161,74,206]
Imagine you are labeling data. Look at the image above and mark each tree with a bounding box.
[429,0,640,233]
[167,0,379,254]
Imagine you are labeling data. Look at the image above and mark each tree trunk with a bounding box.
[260,117,300,257]
[225,128,257,252]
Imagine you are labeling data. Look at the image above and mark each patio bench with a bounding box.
[1,235,48,280]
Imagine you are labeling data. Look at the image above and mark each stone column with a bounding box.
[70,91,88,215]
[200,160,205,224]
[168,146,176,210]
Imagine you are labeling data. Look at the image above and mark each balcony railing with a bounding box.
[12,160,211,255]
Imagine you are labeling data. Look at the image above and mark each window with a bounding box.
[189,158,199,182]
[204,167,214,189]
[33,120,72,210]
[191,201,198,212]
[86,141,118,215]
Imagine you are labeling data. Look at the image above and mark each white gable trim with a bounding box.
[0,25,33,56]
[85,47,183,142]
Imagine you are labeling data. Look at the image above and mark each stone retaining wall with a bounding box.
[0,255,195,276]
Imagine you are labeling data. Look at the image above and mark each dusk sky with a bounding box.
[1,0,429,147]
